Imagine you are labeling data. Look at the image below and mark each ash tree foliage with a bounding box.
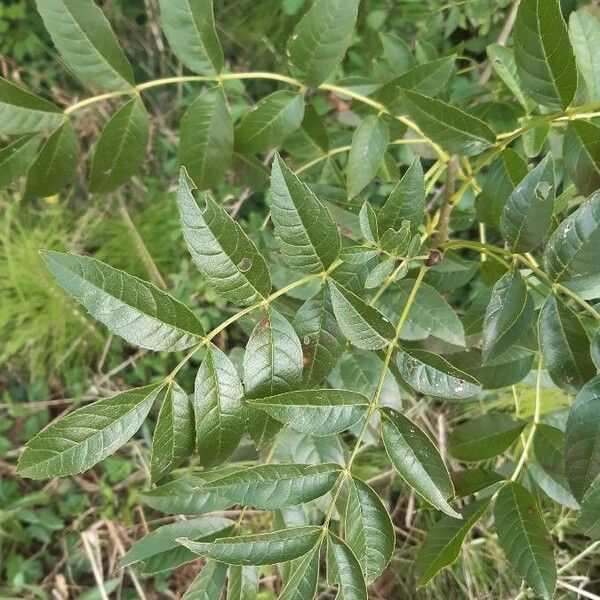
[5,0,600,597]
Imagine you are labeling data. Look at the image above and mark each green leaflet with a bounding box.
[35,0,134,91]
[345,477,394,583]
[329,280,395,350]
[183,561,228,600]
[180,86,233,189]
[448,413,525,461]
[201,463,341,508]
[243,307,303,447]
[415,498,489,585]
[150,382,194,481]
[194,343,246,468]
[24,121,78,200]
[235,91,305,154]
[514,0,576,109]
[543,190,600,288]
[346,116,389,198]
[178,526,322,565]
[376,57,456,108]
[270,154,341,272]
[424,252,477,293]
[538,294,595,393]
[17,384,162,479]
[398,89,496,156]
[250,389,368,436]
[494,483,556,600]
[89,98,150,193]
[487,45,530,110]
[381,408,460,518]
[158,0,223,75]
[396,347,481,399]
[358,202,379,244]
[375,279,466,347]
[482,268,533,362]
[40,250,206,351]
[119,516,233,572]
[0,133,40,188]
[565,376,600,501]
[287,0,360,88]
[293,287,345,386]
[500,153,555,252]
[563,122,600,196]
[178,168,272,305]
[476,148,528,230]
[278,546,320,600]
[452,468,504,498]
[0,77,63,135]
[227,566,258,600]
[569,7,600,102]
[140,474,230,515]
[378,157,425,233]
[326,533,368,600]
[579,476,600,540]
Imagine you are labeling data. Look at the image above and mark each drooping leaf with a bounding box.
[201,463,341,508]
[244,307,303,447]
[287,0,361,87]
[227,565,259,600]
[178,526,322,565]
[398,89,496,156]
[326,533,368,600]
[482,269,534,362]
[569,7,600,102]
[563,122,600,195]
[89,98,149,193]
[565,376,600,501]
[329,280,395,350]
[183,561,228,600]
[40,251,205,351]
[158,0,223,75]
[250,389,368,436]
[381,408,460,518]
[17,384,162,479]
[24,121,78,200]
[35,0,134,91]
[448,413,525,461]
[346,116,389,198]
[528,462,580,510]
[476,148,528,229]
[270,154,341,272]
[194,343,246,468]
[544,191,600,290]
[150,382,194,481]
[140,474,231,515]
[345,477,394,583]
[235,91,305,154]
[538,294,595,393]
[513,0,576,109]
[376,280,466,347]
[378,157,425,234]
[0,134,40,188]
[578,475,600,540]
[180,86,233,189]
[493,483,556,600]
[293,287,345,386]
[0,77,63,135]
[178,169,272,305]
[415,498,489,585]
[500,153,555,252]
[119,516,233,572]
[487,45,530,110]
[396,348,481,400]
[278,546,320,600]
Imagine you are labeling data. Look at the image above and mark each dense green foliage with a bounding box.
[3,0,600,597]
